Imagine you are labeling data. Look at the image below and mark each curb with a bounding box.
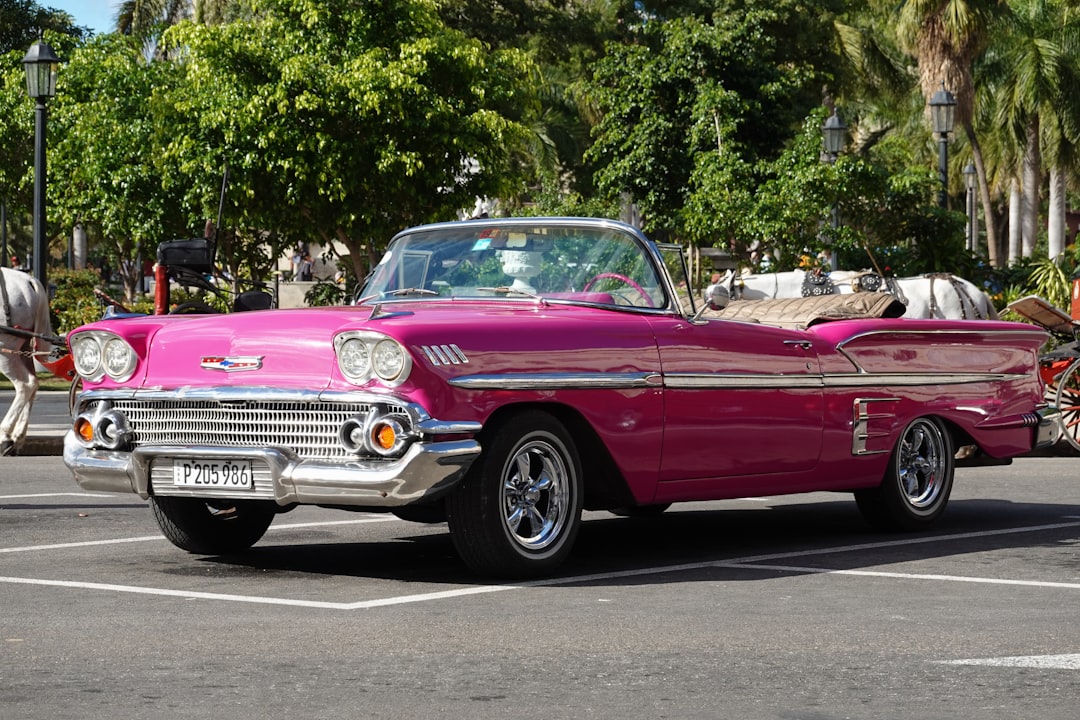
[17,426,67,457]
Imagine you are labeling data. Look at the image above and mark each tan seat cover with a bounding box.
[705,292,906,329]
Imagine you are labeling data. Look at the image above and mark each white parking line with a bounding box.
[940,654,1080,670]
[0,516,396,554]
[1,519,1078,609]
[719,563,1080,590]
[0,492,115,499]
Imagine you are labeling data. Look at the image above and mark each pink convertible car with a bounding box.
[64,217,1061,577]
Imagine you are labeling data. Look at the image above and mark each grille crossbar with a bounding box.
[107,399,396,461]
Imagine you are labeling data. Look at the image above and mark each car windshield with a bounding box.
[360,221,670,309]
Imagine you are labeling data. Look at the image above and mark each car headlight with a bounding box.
[102,337,137,381]
[71,332,137,383]
[338,338,371,380]
[71,334,103,380]
[372,339,405,381]
[334,332,411,387]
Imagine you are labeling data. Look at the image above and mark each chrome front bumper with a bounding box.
[63,432,481,508]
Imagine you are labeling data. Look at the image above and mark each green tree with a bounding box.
[48,34,189,300]
[586,2,841,240]
[156,0,536,280]
[983,0,1080,261]
[891,0,1006,266]
[0,0,88,53]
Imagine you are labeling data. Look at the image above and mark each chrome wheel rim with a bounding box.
[500,438,570,551]
[897,419,947,509]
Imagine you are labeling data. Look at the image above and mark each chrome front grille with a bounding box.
[104,399,397,461]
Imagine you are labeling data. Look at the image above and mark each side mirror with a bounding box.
[704,283,731,310]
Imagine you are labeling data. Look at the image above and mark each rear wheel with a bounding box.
[856,417,954,531]
[446,411,583,578]
[150,496,276,554]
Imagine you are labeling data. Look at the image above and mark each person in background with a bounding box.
[298,253,314,281]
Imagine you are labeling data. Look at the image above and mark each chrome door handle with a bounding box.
[783,340,813,350]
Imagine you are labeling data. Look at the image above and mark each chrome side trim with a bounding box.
[447,371,1027,392]
[852,397,900,455]
[420,344,469,366]
[449,372,659,390]
[823,372,1025,387]
[664,373,823,389]
[834,327,1047,350]
[668,372,1019,390]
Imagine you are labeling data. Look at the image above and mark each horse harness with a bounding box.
[800,268,836,297]
[925,272,987,320]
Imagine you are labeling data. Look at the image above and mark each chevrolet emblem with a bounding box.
[200,356,264,372]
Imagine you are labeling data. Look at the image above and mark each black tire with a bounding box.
[150,496,276,554]
[856,416,954,531]
[446,411,583,578]
[1054,358,1080,453]
[609,503,671,518]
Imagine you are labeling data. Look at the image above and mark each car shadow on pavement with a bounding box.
[190,496,1080,586]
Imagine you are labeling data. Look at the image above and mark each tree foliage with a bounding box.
[155,0,536,279]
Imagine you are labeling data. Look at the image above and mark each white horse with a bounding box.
[726,269,998,320]
[0,268,56,456]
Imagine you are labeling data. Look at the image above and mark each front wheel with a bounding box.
[150,496,276,554]
[856,417,954,531]
[446,411,583,578]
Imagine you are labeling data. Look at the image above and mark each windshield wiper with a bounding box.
[476,286,544,301]
[382,287,439,298]
[352,287,438,307]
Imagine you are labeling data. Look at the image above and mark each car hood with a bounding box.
[80,301,662,393]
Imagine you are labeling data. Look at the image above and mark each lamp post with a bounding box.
[22,39,60,290]
[821,110,847,271]
[929,84,956,209]
[963,162,977,252]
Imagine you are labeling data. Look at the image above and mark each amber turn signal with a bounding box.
[373,422,397,451]
[74,417,94,444]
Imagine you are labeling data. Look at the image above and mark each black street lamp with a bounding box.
[929,84,956,209]
[963,162,977,251]
[22,38,60,290]
[821,110,847,270]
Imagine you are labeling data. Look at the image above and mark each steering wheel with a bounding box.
[583,272,654,307]
[170,300,220,315]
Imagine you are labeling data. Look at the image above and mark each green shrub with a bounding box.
[49,268,107,334]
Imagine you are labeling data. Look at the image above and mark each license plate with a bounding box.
[172,459,254,490]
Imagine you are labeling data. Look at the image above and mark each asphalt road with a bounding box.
[2,454,1079,719]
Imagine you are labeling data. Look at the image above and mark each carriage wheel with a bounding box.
[1053,358,1080,453]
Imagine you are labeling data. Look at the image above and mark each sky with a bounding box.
[46,1,120,35]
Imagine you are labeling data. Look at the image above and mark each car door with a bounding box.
[648,316,824,482]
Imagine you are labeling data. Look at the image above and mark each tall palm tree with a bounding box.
[115,0,191,37]
[894,0,1006,266]
[986,0,1080,260]
[115,0,237,42]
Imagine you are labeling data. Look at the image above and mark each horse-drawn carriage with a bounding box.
[1006,294,1080,453]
